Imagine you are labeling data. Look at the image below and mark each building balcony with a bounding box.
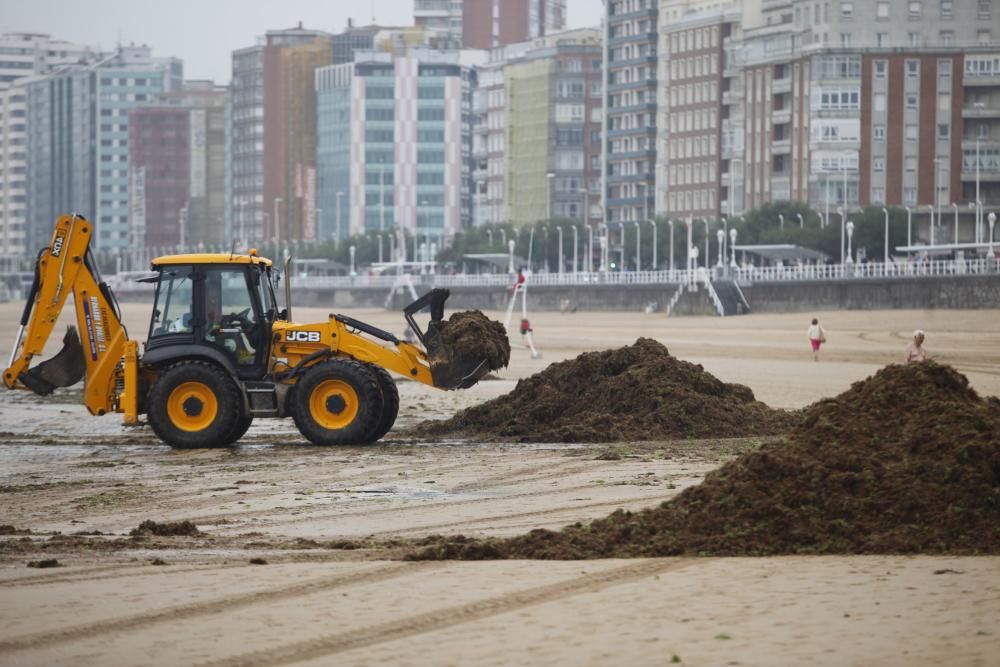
[772,77,792,95]
[607,126,657,138]
[962,74,1000,87]
[608,32,658,47]
[772,138,792,155]
[608,148,656,160]
[609,7,657,23]
[772,108,792,125]
[961,169,1000,182]
[962,106,1000,119]
[608,102,657,115]
[611,54,658,69]
[607,173,655,185]
[961,139,1000,150]
[607,78,658,92]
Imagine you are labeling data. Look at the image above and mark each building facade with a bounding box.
[316,50,480,249]
[128,81,227,250]
[415,0,566,49]
[0,32,98,255]
[605,0,659,225]
[729,0,998,240]
[24,45,182,251]
[656,4,743,220]
[229,26,330,247]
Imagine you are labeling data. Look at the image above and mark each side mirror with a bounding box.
[277,308,288,321]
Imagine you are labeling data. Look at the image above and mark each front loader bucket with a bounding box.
[19,327,86,396]
[404,289,507,391]
[423,322,491,390]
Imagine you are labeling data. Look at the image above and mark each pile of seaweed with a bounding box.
[417,338,795,442]
[431,310,510,372]
[411,361,1000,558]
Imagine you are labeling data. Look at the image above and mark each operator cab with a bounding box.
[145,253,277,380]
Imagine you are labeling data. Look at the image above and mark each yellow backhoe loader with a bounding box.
[3,214,497,448]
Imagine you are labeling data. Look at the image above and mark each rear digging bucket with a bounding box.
[20,327,86,395]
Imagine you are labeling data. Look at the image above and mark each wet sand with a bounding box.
[1,303,998,665]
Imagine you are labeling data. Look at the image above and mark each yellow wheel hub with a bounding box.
[309,379,359,431]
[166,381,219,432]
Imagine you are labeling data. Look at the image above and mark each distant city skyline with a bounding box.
[0,0,604,83]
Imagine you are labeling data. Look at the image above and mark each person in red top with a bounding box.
[512,268,525,292]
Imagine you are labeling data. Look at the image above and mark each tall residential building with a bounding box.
[229,25,331,246]
[471,29,603,227]
[128,81,227,249]
[415,0,566,49]
[731,0,997,235]
[0,32,98,255]
[656,3,744,220]
[605,0,658,225]
[24,45,182,251]
[332,22,385,64]
[316,50,482,248]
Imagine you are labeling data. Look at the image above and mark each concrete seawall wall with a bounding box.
[119,275,1000,313]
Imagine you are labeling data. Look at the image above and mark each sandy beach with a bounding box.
[1,303,998,666]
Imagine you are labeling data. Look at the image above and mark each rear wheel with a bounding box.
[363,366,399,444]
[291,360,381,445]
[148,362,241,449]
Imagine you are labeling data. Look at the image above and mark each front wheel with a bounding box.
[291,360,381,445]
[147,361,242,449]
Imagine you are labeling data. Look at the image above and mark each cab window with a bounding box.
[149,267,194,338]
[202,268,261,367]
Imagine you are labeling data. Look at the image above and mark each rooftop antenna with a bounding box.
[371,0,376,23]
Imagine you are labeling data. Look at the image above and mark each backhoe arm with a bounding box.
[3,214,136,420]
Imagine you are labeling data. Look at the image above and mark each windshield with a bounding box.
[150,267,194,338]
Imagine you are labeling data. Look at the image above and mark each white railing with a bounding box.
[701,274,725,317]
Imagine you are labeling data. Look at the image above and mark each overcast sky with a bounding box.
[1,0,604,83]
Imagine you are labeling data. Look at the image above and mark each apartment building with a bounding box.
[415,0,566,49]
[24,45,183,251]
[733,0,997,237]
[315,50,481,248]
[128,82,227,249]
[471,29,603,227]
[0,32,98,255]
[605,0,659,225]
[229,26,331,246]
[656,3,744,220]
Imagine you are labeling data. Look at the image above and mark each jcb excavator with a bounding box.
[3,214,496,448]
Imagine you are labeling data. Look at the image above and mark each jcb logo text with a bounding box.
[286,331,321,343]
[51,234,66,258]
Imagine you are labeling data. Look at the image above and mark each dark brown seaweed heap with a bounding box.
[411,361,1000,558]
[418,338,795,442]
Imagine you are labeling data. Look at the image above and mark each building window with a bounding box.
[978,30,992,45]
[979,124,990,139]
[875,61,888,78]
[872,187,885,203]
[877,1,890,18]
[840,33,852,48]
[904,187,917,204]
[874,125,886,141]
[938,124,950,139]
[877,32,889,48]
[909,32,922,47]
[874,157,885,171]
[980,0,993,18]
[908,1,922,17]
[906,125,918,141]
[938,59,952,78]
[905,157,918,171]
[906,94,918,110]
[939,31,954,45]
[840,1,854,17]
[906,60,920,78]
[939,0,953,17]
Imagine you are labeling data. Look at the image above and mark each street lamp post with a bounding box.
[487,229,493,247]
[974,102,985,241]
[838,207,846,264]
[273,197,282,246]
[729,228,738,269]
[934,158,943,235]
[379,165,386,232]
[573,222,580,273]
[846,221,855,265]
[378,233,384,264]
[952,202,959,245]
[335,192,344,246]
[796,213,804,229]
[716,229,725,268]
[500,228,506,247]
[508,239,516,274]
[587,224,594,273]
[778,213,784,231]
[882,208,890,265]
[701,220,710,268]
[685,217,693,274]
[926,204,935,246]
[633,221,641,271]
[649,219,657,271]
[668,219,675,279]
[557,226,564,274]
[546,172,555,222]
[905,206,912,248]
[988,211,997,259]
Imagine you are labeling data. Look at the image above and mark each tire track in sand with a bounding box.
[197,559,697,667]
[0,561,439,653]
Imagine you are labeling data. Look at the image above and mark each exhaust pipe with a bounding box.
[283,255,293,322]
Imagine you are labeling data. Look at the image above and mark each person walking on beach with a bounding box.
[807,318,826,361]
[905,330,928,363]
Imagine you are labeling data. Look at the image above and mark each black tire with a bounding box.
[147,361,242,449]
[223,414,254,445]
[363,365,399,444]
[291,359,381,446]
